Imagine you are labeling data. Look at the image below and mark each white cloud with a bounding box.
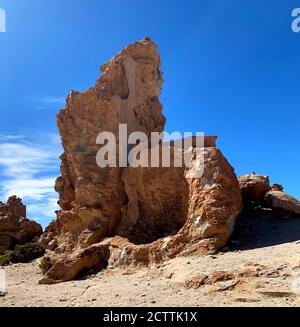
[2,177,56,201]
[27,197,59,220]
[0,142,58,178]
[0,134,23,141]
[0,133,62,225]
[31,95,66,109]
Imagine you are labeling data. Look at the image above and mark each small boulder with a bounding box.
[239,173,270,204]
[271,184,284,192]
[265,190,300,217]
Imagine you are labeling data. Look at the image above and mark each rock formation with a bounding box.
[41,37,166,253]
[239,173,270,204]
[40,38,242,283]
[0,196,43,254]
[238,174,300,219]
[265,190,300,217]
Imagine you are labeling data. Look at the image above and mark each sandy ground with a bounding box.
[1,216,300,307]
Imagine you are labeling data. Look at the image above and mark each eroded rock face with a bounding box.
[0,196,43,254]
[40,38,242,283]
[41,141,242,284]
[239,174,271,204]
[111,145,242,268]
[41,38,166,252]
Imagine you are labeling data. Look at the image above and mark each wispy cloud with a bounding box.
[2,178,56,201]
[0,134,23,141]
[0,143,58,178]
[27,198,59,221]
[31,95,66,109]
[0,133,62,226]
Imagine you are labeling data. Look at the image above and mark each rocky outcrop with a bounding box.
[39,243,110,284]
[40,38,242,283]
[41,37,166,253]
[265,191,300,217]
[238,174,300,220]
[41,141,242,283]
[0,196,43,254]
[239,173,270,204]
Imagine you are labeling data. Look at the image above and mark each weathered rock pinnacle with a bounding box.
[40,39,242,283]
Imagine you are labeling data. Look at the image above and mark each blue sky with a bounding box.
[0,0,300,227]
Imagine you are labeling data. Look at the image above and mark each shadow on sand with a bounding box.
[227,214,300,251]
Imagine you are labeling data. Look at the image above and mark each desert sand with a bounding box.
[1,216,300,307]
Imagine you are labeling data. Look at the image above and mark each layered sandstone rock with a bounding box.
[0,196,43,254]
[40,38,242,283]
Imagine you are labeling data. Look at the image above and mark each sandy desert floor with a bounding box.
[1,216,300,307]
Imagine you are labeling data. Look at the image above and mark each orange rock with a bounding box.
[239,173,270,203]
[40,38,242,283]
[0,196,42,254]
[265,190,300,217]
[41,37,166,252]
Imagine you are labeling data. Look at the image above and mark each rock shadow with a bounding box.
[227,212,300,251]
